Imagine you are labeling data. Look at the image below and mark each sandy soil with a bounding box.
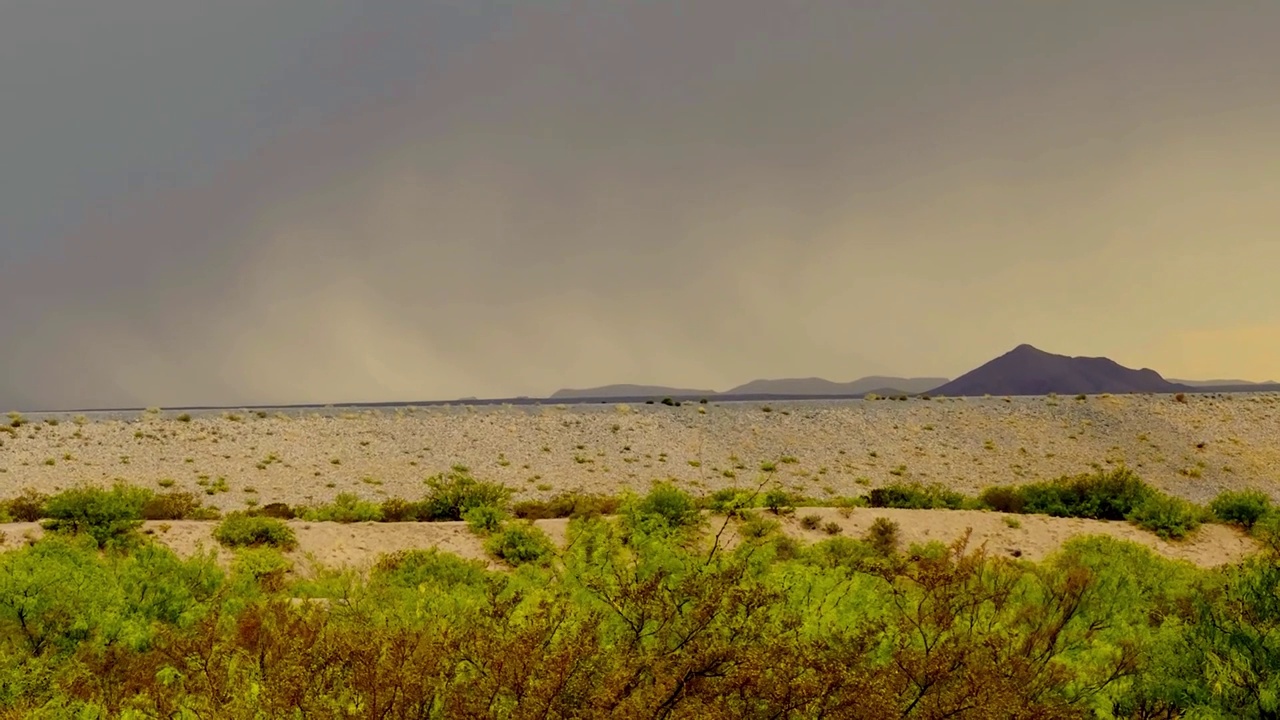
[1,393,1275,569]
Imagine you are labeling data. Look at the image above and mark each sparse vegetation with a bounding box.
[214,512,297,550]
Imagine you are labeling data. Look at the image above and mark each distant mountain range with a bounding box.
[549,345,1279,401]
[550,376,946,400]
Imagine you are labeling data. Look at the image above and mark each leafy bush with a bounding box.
[512,491,620,520]
[978,485,1026,514]
[1210,489,1272,530]
[420,469,512,521]
[375,497,419,522]
[141,491,217,520]
[463,504,507,535]
[867,482,965,510]
[4,487,48,522]
[1018,467,1152,520]
[763,488,796,515]
[230,547,293,592]
[1128,494,1204,540]
[739,513,779,539]
[702,488,756,518]
[864,517,901,555]
[298,493,383,523]
[800,514,822,530]
[630,482,701,531]
[214,513,298,550]
[371,548,490,589]
[41,484,150,548]
[484,523,555,566]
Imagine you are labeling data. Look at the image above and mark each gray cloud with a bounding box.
[3,1,1279,409]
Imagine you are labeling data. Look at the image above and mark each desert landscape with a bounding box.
[3,389,1278,569]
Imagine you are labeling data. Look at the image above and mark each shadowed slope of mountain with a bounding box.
[1171,378,1266,387]
[550,384,716,400]
[726,376,948,396]
[928,344,1194,397]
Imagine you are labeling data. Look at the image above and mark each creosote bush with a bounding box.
[628,481,701,532]
[512,491,620,520]
[868,482,966,510]
[141,491,218,521]
[214,512,297,550]
[297,493,383,523]
[420,468,512,521]
[41,483,151,549]
[483,522,554,566]
[1210,489,1272,530]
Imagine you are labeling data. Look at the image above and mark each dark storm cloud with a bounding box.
[2,1,1279,409]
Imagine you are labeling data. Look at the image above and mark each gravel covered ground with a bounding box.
[2,393,1278,512]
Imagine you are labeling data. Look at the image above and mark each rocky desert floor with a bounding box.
[2,393,1277,569]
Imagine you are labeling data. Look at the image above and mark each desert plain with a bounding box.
[2,392,1278,569]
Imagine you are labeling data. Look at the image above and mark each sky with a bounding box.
[2,1,1279,410]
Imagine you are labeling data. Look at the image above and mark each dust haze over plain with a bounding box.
[2,2,1279,411]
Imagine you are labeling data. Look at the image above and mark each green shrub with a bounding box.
[864,517,901,555]
[298,493,383,523]
[4,487,48,522]
[702,488,756,518]
[822,521,842,536]
[979,485,1026,514]
[421,469,511,521]
[739,513,779,539]
[1210,489,1272,530]
[214,512,297,550]
[1019,468,1151,520]
[1128,494,1204,540]
[631,482,701,531]
[484,523,555,566]
[141,491,216,520]
[231,547,293,591]
[463,504,507,535]
[371,548,490,589]
[800,514,822,530]
[512,492,620,520]
[41,484,150,548]
[379,497,425,522]
[868,482,965,510]
[763,488,796,515]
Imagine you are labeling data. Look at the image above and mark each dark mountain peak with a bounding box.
[929,345,1192,397]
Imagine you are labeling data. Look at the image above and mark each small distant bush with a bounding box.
[485,523,555,566]
[1210,489,1272,530]
[822,521,842,536]
[868,482,965,510]
[231,547,293,592]
[763,488,796,515]
[463,504,507,535]
[421,469,512,521]
[214,512,297,550]
[512,492,620,520]
[979,485,1026,514]
[299,493,383,523]
[739,513,779,539]
[371,548,489,589]
[800,514,822,530]
[702,489,756,518]
[257,502,297,520]
[41,484,150,549]
[379,497,425,522]
[864,517,901,555]
[3,487,48,522]
[1128,494,1204,540]
[630,482,701,531]
[141,491,216,520]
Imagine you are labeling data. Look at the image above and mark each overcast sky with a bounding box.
[2,1,1278,409]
